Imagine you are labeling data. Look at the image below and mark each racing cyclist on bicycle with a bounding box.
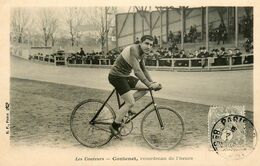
[108,35,162,137]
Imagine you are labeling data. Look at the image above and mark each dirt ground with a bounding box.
[10,78,253,151]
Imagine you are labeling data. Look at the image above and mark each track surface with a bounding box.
[11,56,253,111]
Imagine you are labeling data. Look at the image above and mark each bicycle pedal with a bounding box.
[128,110,136,116]
[109,126,122,140]
[114,135,123,140]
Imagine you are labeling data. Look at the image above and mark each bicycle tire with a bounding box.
[141,106,185,150]
[70,99,115,148]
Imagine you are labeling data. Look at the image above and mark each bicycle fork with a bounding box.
[150,90,165,130]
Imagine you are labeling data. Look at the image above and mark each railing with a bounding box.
[66,54,253,71]
[25,53,253,71]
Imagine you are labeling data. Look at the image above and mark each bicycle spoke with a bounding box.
[141,107,184,150]
[95,117,114,122]
[70,99,115,148]
[92,124,111,133]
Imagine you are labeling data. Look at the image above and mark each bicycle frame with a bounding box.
[90,88,164,129]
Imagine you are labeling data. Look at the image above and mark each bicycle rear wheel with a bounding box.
[70,99,115,148]
[141,106,185,150]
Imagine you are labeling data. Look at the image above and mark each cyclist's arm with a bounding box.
[128,50,152,87]
[140,59,153,82]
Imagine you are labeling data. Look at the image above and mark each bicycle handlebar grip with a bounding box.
[154,84,162,91]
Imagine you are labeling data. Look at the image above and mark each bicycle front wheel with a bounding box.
[141,106,185,150]
[70,99,115,148]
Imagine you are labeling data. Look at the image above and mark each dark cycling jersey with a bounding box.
[109,44,153,87]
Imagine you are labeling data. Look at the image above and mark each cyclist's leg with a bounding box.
[114,91,135,124]
[133,80,148,101]
[127,76,148,101]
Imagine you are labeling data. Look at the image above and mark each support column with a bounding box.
[166,7,169,42]
[206,7,209,51]
[133,7,136,43]
[201,7,205,40]
[235,7,238,48]
[105,7,108,55]
[227,7,230,34]
[115,14,118,49]
[142,7,144,36]
[160,9,163,46]
[150,7,152,35]
[181,7,184,49]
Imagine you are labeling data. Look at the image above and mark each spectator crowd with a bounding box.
[28,15,253,68]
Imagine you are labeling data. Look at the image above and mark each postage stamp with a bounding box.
[208,106,257,159]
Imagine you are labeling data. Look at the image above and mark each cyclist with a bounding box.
[108,35,162,137]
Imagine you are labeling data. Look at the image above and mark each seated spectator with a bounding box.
[194,50,199,58]
[209,49,218,58]
[179,49,188,66]
[233,48,242,65]
[197,47,209,68]
[227,49,234,57]
[215,47,228,65]
[234,48,242,56]
[67,53,76,64]
[171,44,179,55]
[179,49,187,58]
[187,52,195,58]
[197,47,208,58]
[244,54,253,64]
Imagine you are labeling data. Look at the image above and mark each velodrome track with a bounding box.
[11,56,253,111]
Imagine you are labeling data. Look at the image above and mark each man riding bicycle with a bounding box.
[108,35,162,137]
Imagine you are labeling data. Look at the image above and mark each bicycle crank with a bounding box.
[119,116,134,136]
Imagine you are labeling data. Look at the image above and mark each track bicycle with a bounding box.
[70,87,185,150]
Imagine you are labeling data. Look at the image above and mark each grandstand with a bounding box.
[11,6,253,72]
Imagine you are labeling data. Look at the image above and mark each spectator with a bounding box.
[242,15,253,39]
[134,37,140,44]
[218,47,227,58]
[209,49,218,58]
[187,51,195,58]
[177,31,181,44]
[168,30,174,42]
[234,48,242,57]
[209,23,215,41]
[188,25,197,42]
[179,49,188,66]
[179,49,187,58]
[233,48,242,65]
[227,49,234,57]
[168,38,177,53]
[79,48,85,56]
[243,38,253,53]
[194,50,199,58]
[217,22,227,45]
[153,35,158,46]
[197,47,209,68]
[216,47,228,65]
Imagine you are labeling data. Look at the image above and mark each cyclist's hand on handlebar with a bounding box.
[149,82,162,91]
